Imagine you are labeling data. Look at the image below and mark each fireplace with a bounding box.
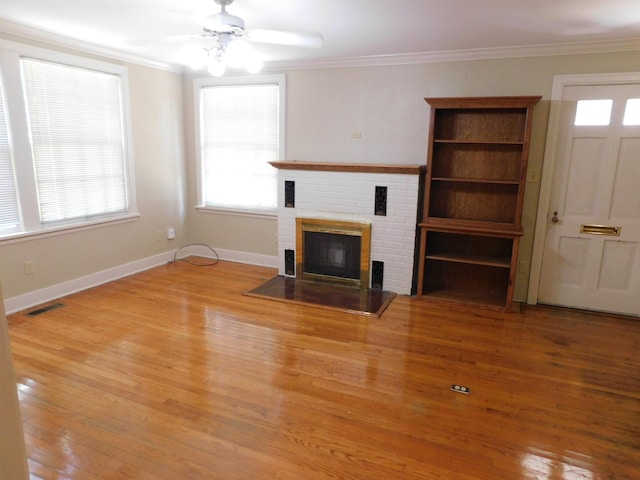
[271,161,423,295]
[296,218,371,287]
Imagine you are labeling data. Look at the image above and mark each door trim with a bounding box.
[527,71,640,305]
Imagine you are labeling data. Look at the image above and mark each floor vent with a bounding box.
[26,302,64,317]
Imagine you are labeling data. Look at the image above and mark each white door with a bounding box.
[538,83,640,317]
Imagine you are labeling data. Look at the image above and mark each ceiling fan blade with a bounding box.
[246,29,323,48]
[126,33,213,49]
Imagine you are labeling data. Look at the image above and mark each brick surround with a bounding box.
[272,163,423,295]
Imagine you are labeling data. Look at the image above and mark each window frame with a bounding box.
[0,39,138,241]
[0,65,20,235]
[193,74,285,216]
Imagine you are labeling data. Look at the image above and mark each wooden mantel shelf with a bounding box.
[269,161,424,175]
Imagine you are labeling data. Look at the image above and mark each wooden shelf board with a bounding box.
[433,139,524,146]
[269,161,424,175]
[420,287,508,310]
[419,218,524,237]
[431,177,520,185]
[425,96,542,108]
[426,253,511,269]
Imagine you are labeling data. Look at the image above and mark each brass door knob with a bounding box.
[551,211,559,223]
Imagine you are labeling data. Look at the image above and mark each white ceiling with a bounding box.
[1,0,639,72]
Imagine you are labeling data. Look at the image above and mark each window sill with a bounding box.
[195,206,277,219]
[0,213,141,245]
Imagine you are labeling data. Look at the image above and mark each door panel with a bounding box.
[538,84,640,316]
[556,237,589,285]
[599,241,636,290]
[611,138,640,219]
[565,137,603,215]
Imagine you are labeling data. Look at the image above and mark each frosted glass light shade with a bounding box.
[207,58,226,77]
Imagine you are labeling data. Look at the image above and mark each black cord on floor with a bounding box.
[170,243,219,267]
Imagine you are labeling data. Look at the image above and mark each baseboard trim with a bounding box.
[4,251,175,315]
[187,246,278,269]
[4,249,278,315]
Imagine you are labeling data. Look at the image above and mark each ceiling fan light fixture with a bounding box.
[189,0,318,77]
[207,57,226,77]
[224,38,252,68]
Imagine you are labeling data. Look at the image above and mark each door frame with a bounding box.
[527,71,640,305]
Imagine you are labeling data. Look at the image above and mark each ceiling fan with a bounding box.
[188,0,323,76]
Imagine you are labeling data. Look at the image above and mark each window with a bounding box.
[0,74,20,234]
[574,99,613,126]
[0,41,136,239]
[623,98,640,126]
[194,75,285,212]
[21,58,129,223]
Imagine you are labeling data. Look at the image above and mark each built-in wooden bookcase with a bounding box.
[417,96,541,311]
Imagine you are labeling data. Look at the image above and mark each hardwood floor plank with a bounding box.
[7,260,640,479]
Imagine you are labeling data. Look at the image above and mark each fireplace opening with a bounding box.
[304,231,361,280]
[296,218,371,287]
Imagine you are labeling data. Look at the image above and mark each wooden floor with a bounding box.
[7,261,640,479]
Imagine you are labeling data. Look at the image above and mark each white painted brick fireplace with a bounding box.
[272,162,423,295]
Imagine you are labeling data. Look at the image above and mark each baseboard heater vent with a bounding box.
[26,302,64,317]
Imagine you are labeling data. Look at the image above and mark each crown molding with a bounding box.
[265,37,640,71]
[0,19,181,73]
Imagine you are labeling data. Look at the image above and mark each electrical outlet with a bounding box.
[527,169,540,183]
[166,227,176,240]
[451,384,470,394]
[24,260,35,275]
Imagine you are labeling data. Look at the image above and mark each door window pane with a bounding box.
[574,99,612,126]
[623,98,640,126]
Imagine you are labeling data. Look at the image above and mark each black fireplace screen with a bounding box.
[303,231,361,280]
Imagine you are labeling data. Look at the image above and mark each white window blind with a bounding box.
[200,83,279,210]
[21,58,128,223]
[0,74,21,233]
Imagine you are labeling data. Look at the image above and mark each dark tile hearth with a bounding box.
[245,276,396,317]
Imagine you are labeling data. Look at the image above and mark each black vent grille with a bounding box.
[375,186,387,216]
[284,249,295,275]
[371,261,384,290]
[284,180,295,208]
[26,302,64,317]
